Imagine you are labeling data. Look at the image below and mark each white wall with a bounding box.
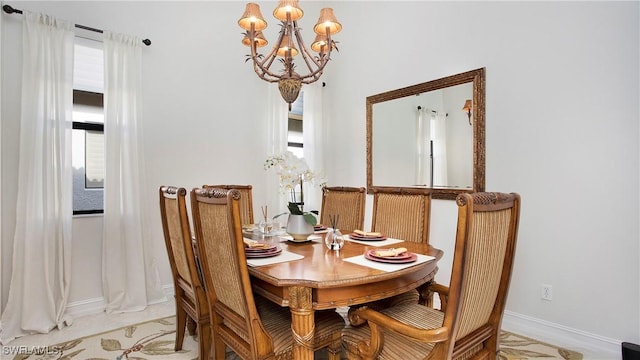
[1,0,638,354]
[323,0,639,350]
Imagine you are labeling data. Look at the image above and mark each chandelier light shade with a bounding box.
[238,3,267,30]
[238,1,342,109]
[313,8,342,35]
[311,34,332,53]
[242,30,268,47]
[276,34,299,57]
[273,0,303,21]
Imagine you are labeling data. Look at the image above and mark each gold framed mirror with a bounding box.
[366,68,485,200]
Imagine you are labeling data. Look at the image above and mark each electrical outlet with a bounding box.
[541,284,553,301]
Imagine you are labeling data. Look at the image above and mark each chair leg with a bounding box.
[213,336,226,360]
[326,332,343,360]
[175,306,187,350]
[187,316,197,336]
[199,322,212,360]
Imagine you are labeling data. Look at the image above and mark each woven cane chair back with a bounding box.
[320,186,366,234]
[202,184,254,226]
[159,186,210,359]
[371,188,431,243]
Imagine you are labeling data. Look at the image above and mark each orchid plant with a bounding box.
[264,151,325,225]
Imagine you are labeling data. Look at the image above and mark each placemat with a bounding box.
[344,253,435,272]
[246,250,304,267]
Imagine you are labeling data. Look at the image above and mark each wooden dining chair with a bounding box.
[343,192,521,360]
[159,186,211,360]
[371,187,431,244]
[359,187,432,307]
[190,187,345,359]
[320,186,366,234]
[202,184,254,225]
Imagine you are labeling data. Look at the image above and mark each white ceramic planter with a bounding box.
[286,214,314,241]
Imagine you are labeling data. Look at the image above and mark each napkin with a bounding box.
[243,238,266,248]
[354,229,383,237]
[373,247,408,257]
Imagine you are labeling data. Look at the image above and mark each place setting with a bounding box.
[345,229,405,246]
[313,223,329,233]
[364,247,417,264]
[344,246,435,272]
[349,229,387,241]
[243,238,282,259]
[243,238,304,267]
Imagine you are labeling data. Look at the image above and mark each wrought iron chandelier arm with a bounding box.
[297,52,330,83]
[259,26,285,71]
[292,22,323,69]
[251,53,281,82]
[300,71,324,84]
[250,48,280,82]
[248,26,284,82]
[294,24,333,83]
[245,23,279,82]
[294,27,327,83]
[252,63,279,82]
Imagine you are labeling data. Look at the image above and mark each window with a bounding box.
[72,38,104,215]
[288,92,304,158]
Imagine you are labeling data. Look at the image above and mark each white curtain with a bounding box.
[432,111,448,187]
[415,108,448,187]
[0,11,74,343]
[264,84,324,218]
[102,31,164,313]
[415,107,427,186]
[302,82,325,212]
[266,85,289,216]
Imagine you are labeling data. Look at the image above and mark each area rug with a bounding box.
[10,317,199,360]
[11,316,582,360]
[499,331,583,360]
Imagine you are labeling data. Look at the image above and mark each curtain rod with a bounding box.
[417,106,448,117]
[2,4,151,46]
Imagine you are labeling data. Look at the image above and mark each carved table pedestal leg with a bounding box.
[289,286,314,360]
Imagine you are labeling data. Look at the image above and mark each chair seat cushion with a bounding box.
[356,289,421,313]
[256,297,346,356]
[342,303,444,359]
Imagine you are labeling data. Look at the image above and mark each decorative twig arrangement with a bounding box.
[327,214,343,250]
[329,214,340,231]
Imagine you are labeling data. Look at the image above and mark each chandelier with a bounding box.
[238,1,342,110]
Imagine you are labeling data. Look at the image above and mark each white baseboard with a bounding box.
[502,310,621,359]
[65,284,175,318]
[161,284,174,297]
[64,297,106,318]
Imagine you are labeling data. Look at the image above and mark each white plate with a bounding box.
[280,234,323,243]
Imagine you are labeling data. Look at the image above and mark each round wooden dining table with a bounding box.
[247,235,443,360]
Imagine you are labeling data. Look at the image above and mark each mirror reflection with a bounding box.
[372,82,473,189]
[367,68,485,200]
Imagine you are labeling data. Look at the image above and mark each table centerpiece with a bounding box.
[264,151,325,241]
